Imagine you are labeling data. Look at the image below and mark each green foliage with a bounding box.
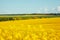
[0,14,60,21]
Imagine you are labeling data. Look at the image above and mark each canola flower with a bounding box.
[0,18,60,40]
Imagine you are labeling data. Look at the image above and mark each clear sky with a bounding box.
[0,0,60,14]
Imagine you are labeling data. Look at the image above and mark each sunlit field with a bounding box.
[0,15,60,40]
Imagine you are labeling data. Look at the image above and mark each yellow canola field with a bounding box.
[0,17,60,40]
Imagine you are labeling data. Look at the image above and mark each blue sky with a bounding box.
[0,0,60,14]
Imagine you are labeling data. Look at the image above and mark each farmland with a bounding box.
[0,14,60,40]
